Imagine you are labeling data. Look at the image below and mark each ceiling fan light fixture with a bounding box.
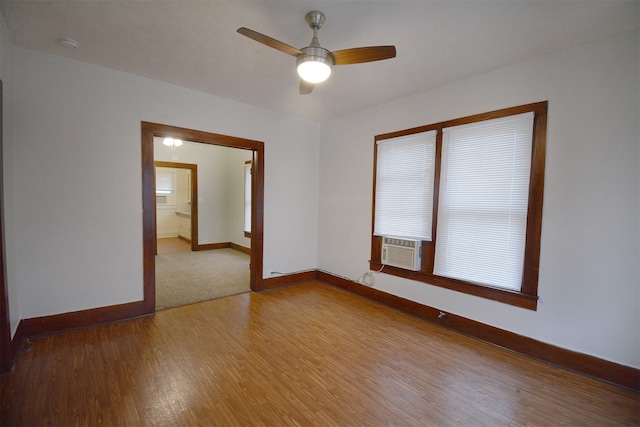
[237,10,395,93]
[297,46,334,83]
[297,59,331,83]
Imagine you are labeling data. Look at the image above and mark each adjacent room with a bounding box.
[153,138,253,310]
[0,1,638,425]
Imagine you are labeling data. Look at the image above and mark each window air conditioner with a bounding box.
[381,236,422,271]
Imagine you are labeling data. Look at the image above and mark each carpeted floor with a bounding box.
[155,248,250,310]
[157,237,191,254]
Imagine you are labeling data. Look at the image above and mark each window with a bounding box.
[156,170,174,194]
[244,161,252,236]
[371,102,547,310]
[374,130,436,241]
[156,168,176,206]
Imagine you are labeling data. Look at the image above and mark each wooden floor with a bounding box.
[1,283,638,426]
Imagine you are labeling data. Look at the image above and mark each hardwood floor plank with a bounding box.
[1,282,638,426]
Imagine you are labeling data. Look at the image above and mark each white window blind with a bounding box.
[434,113,534,290]
[156,170,175,194]
[244,163,251,233]
[374,130,436,240]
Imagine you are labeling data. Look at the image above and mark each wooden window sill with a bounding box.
[369,261,538,310]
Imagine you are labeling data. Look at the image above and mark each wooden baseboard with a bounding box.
[194,242,230,251]
[315,270,639,392]
[262,270,317,290]
[194,242,251,255]
[0,322,24,374]
[230,242,251,255]
[19,301,150,339]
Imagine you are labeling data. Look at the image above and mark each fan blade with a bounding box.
[333,46,396,65]
[237,27,303,56]
[300,80,314,95]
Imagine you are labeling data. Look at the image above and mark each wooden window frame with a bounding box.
[244,160,252,238]
[370,101,547,310]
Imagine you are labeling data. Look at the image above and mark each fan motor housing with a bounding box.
[297,46,335,67]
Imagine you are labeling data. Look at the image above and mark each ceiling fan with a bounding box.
[237,11,396,94]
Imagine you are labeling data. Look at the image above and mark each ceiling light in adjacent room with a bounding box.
[163,137,183,147]
[163,138,183,152]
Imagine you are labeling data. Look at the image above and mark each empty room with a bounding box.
[0,1,638,425]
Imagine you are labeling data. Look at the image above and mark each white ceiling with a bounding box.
[1,1,638,122]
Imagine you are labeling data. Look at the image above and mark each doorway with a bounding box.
[141,122,264,313]
[154,161,198,253]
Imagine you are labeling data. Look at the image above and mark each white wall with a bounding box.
[8,46,320,320]
[318,30,640,368]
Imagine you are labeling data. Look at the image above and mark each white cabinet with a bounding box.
[176,212,191,241]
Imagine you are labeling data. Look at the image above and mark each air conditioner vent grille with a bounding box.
[382,237,421,271]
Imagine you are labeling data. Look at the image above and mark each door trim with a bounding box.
[0,79,14,373]
[154,161,198,251]
[141,122,265,314]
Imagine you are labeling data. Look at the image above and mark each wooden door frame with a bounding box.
[154,161,198,252]
[142,122,265,314]
[0,79,14,373]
